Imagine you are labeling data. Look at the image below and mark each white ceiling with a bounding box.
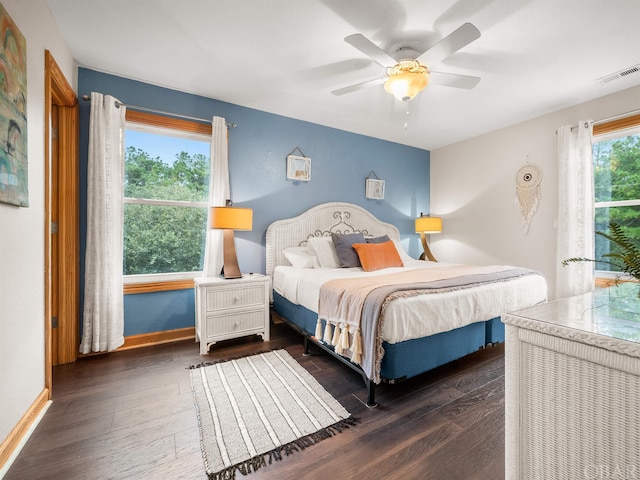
[47,0,640,151]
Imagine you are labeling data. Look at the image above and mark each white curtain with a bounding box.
[203,116,230,276]
[556,120,594,299]
[80,93,126,353]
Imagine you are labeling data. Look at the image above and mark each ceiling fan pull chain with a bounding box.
[404,101,411,130]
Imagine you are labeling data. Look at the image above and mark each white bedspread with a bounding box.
[273,260,547,344]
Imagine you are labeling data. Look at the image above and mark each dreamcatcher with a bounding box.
[515,163,543,234]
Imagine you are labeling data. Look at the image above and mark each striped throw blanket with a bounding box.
[317,264,543,383]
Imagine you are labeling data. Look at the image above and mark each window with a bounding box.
[123,111,212,285]
[592,115,640,275]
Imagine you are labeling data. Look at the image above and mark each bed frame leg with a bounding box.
[365,378,377,408]
[287,322,377,406]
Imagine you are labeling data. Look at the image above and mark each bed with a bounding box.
[266,202,547,406]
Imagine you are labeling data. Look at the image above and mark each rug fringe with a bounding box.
[208,417,359,480]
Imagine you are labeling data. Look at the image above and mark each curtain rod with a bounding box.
[556,107,640,134]
[555,121,591,134]
[81,95,237,128]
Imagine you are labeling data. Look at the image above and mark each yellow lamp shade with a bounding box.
[384,71,428,102]
[210,207,253,231]
[415,216,442,234]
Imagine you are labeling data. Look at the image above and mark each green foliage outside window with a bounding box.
[123,146,210,275]
[593,134,640,272]
[125,147,209,201]
[563,222,640,287]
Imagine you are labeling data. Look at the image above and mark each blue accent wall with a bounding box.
[123,289,195,336]
[78,68,430,336]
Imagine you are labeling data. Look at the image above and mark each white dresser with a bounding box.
[503,285,640,480]
[194,274,270,354]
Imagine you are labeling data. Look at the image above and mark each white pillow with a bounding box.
[307,236,341,268]
[283,246,318,269]
[393,240,415,263]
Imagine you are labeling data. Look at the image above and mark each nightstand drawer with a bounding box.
[205,309,266,335]
[204,284,265,312]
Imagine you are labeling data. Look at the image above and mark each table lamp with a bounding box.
[415,215,442,262]
[210,206,253,279]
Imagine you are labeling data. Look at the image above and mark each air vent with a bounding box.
[597,64,640,83]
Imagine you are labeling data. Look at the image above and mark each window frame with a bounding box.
[592,113,640,281]
[123,110,212,293]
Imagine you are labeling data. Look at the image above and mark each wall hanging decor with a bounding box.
[0,2,28,207]
[286,147,311,182]
[515,162,543,234]
[365,171,385,200]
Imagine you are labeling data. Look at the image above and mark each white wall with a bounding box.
[0,0,74,454]
[430,83,640,300]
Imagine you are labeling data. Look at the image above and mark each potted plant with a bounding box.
[563,222,640,297]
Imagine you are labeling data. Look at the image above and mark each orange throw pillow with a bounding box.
[352,240,403,272]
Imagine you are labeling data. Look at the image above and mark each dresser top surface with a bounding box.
[505,284,640,344]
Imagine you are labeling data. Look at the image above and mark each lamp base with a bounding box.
[420,232,438,262]
[221,229,242,279]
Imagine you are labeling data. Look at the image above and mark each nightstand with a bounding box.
[194,274,270,354]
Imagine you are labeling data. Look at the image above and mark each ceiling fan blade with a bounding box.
[416,22,480,66]
[331,77,386,96]
[428,70,480,89]
[345,34,397,68]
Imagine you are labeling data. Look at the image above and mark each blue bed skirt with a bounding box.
[272,292,504,382]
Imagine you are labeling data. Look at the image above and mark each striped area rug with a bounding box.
[190,349,357,480]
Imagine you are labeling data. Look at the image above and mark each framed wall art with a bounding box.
[287,154,311,182]
[365,172,385,200]
[0,2,28,207]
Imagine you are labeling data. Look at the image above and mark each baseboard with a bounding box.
[0,388,51,475]
[116,327,196,351]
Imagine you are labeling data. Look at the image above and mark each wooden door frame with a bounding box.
[44,50,79,393]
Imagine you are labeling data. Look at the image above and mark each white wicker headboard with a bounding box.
[265,202,400,279]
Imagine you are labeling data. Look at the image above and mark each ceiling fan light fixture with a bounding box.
[384,60,429,102]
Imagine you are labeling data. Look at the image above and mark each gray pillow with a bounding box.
[331,232,366,267]
[366,234,391,244]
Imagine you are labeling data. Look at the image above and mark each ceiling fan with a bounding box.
[332,23,481,102]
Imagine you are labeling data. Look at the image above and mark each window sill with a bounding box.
[595,277,639,288]
[124,279,195,295]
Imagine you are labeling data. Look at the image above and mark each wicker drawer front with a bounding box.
[519,341,640,480]
[205,310,265,335]
[205,284,265,312]
[505,318,640,480]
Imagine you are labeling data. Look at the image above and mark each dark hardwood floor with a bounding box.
[6,320,506,480]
